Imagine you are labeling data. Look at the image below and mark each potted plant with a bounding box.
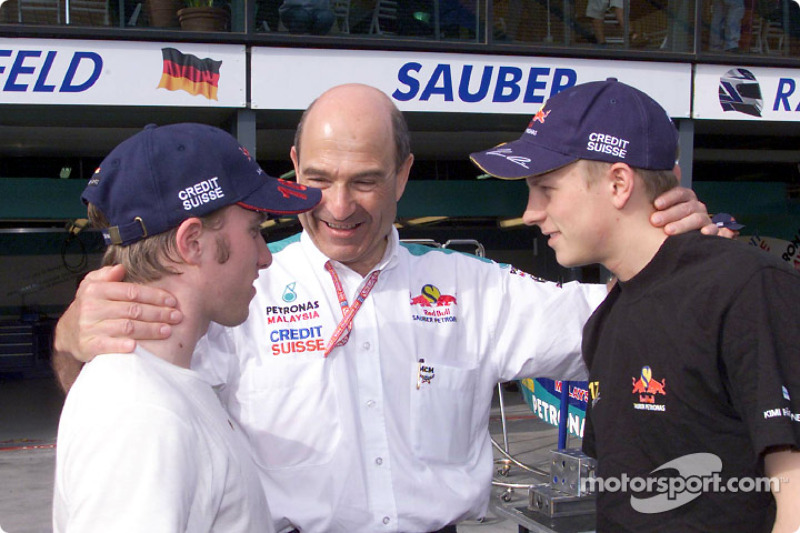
[145,0,182,27]
[177,0,229,31]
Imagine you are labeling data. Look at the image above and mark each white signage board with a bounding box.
[0,38,246,107]
[251,48,692,117]
[695,64,800,121]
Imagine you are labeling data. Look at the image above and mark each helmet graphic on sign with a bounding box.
[718,68,763,117]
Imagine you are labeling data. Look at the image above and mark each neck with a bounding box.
[347,257,382,278]
[338,233,391,278]
[603,209,669,282]
[137,279,209,369]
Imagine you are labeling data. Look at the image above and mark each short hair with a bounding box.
[293,93,411,172]
[87,204,229,284]
[583,160,678,202]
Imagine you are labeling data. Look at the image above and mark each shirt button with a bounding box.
[366,400,375,408]
[363,342,371,350]
[382,517,390,525]
[375,457,383,465]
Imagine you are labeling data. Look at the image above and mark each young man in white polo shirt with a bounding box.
[53,123,320,532]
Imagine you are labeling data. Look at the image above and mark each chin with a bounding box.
[560,258,594,271]
[555,254,582,269]
[322,246,360,265]
[218,309,250,328]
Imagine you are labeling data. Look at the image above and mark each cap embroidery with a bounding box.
[178,177,225,211]
[531,108,551,124]
[484,147,532,169]
[586,132,630,159]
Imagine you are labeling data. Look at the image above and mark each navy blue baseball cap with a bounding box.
[82,123,321,246]
[470,79,678,180]
[712,212,744,230]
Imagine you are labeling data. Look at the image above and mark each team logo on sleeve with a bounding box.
[508,266,549,283]
[763,385,800,422]
[632,366,667,412]
[410,284,458,324]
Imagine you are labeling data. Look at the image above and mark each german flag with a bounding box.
[157,48,222,100]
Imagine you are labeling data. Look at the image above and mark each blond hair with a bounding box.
[87,204,230,284]
[583,160,678,202]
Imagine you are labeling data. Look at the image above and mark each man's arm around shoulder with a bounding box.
[52,264,182,393]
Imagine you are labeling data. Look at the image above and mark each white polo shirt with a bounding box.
[194,228,606,533]
[54,347,273,533]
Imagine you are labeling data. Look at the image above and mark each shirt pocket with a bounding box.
[239,358,341,470]
[410,361,478,465]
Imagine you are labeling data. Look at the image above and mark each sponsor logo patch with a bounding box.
[632,366,667,412]
[410,284,458,324]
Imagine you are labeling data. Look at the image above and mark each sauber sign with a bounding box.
[251,48,691,117]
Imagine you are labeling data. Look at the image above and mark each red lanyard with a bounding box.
[323,261,381,358]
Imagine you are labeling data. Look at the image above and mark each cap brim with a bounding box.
[237,177,321,215]
[470,140,578,180]
[726,223,745,230]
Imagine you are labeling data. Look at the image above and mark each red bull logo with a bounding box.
[632,366,667,411]
[410,294,432,307]
[436,294,457,306]
[409,284,457,307]
[410,284,459,324]
[531,108,551,124]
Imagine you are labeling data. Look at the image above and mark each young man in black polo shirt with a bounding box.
[471,79,800,532]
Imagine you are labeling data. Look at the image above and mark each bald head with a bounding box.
[288,84,414,276]
[294,84,411,171]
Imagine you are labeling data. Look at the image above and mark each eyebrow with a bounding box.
[302,165,389,181]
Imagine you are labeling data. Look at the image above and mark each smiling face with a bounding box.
[291,85,412,277]
[521,161,612,269]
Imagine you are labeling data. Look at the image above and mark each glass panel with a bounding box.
[1,0,63,25]
[1,0,797,57]
[701,0,794,56]
[0,0,245,30]
[250,1,485,42]
[491,0,697,53]
[141,0,183,28]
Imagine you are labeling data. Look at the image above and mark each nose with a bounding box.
[522,187,546,227]
[324,183,356,220]
[257,237,272,270]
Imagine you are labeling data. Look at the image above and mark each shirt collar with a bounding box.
[617,231,699,299]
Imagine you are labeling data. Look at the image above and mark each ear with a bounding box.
[608,163,636,209]
[175,217,205,265]
[290,145,301,181]
[394,153,413,201]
